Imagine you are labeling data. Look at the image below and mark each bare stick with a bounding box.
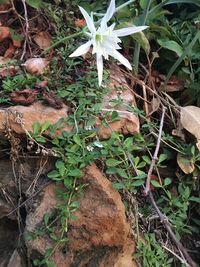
[148,191,196,267]
[21,0,29,60]
[144,104,166,195]
[6,181,52,217]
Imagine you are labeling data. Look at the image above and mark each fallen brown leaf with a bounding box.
[10,89,37,105]
[0,65,17,77]
[177,153,195,174]
[42,91,63,109]
[34,31,52,50]
[180,105,200,150]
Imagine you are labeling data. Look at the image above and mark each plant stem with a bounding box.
[133,0,152,75]
[41,31,83,54]
[115,0,135,12]
[163,30,200,89]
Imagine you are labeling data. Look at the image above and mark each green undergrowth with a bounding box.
[2,0,200,266]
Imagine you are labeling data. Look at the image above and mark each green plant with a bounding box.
[135,233,173,267]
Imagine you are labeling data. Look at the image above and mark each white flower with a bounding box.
[69,0,148,86]
[86,145,94,151]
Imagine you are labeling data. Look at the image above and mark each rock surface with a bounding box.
[0,65,139,139]
[25,164,137,267]
[0,101,72,135]
[97,65,139,139]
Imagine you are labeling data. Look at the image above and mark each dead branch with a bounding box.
[144,104,166,195]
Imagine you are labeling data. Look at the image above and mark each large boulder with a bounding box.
[25,164,137,267]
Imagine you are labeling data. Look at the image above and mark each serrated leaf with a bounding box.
[177,153,195,174]
[106,158,121,167]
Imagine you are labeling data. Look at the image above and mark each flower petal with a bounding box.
[79,6,96,34]
[113,26,148,37]
[69,40,92,57]
[109,50,132,70]
[96,55,103,86]
[101,0,115,29]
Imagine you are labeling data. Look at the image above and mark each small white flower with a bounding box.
[69,0,148,86]
[84,125,93,131]
[86,145,94,151]
[93,140,103,148]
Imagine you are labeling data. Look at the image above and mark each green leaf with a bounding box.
[158,153,168,164]
[106,158,122,167]
[189,196,200,203]
[44,213,49,226]
[106,167,117,174]
[151,180,162,188]
[24,232,34,241]
[35,136,47,143]
[26,0,43,9]
[56,160,65,170]
[73,135,82,147]
[157,39,183,57]
[142,155,151,164]
[48,170,60,179]
[164,0,200,6]
[33,121,41,135]
[132,180,144,186]
[164,178,172,186]
[117,168,129,179]
[41,121,51,133]
[68,169,81,177]
[46,259,56,267]
[110,111,120,122]
[113,182,125,190]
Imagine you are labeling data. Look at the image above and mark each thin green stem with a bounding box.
[163,30,200,89]
[133,0,152,75]
[148,0,168,17]
[41,31,83,55]
[94,0,135,17]
[115,0,135,12]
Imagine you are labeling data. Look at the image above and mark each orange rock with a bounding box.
[25,164,137,267]
[0,101,72,135]
[96,65,140,138]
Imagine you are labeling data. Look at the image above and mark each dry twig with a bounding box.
[144,104,166,195]
[148,191,196,267]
